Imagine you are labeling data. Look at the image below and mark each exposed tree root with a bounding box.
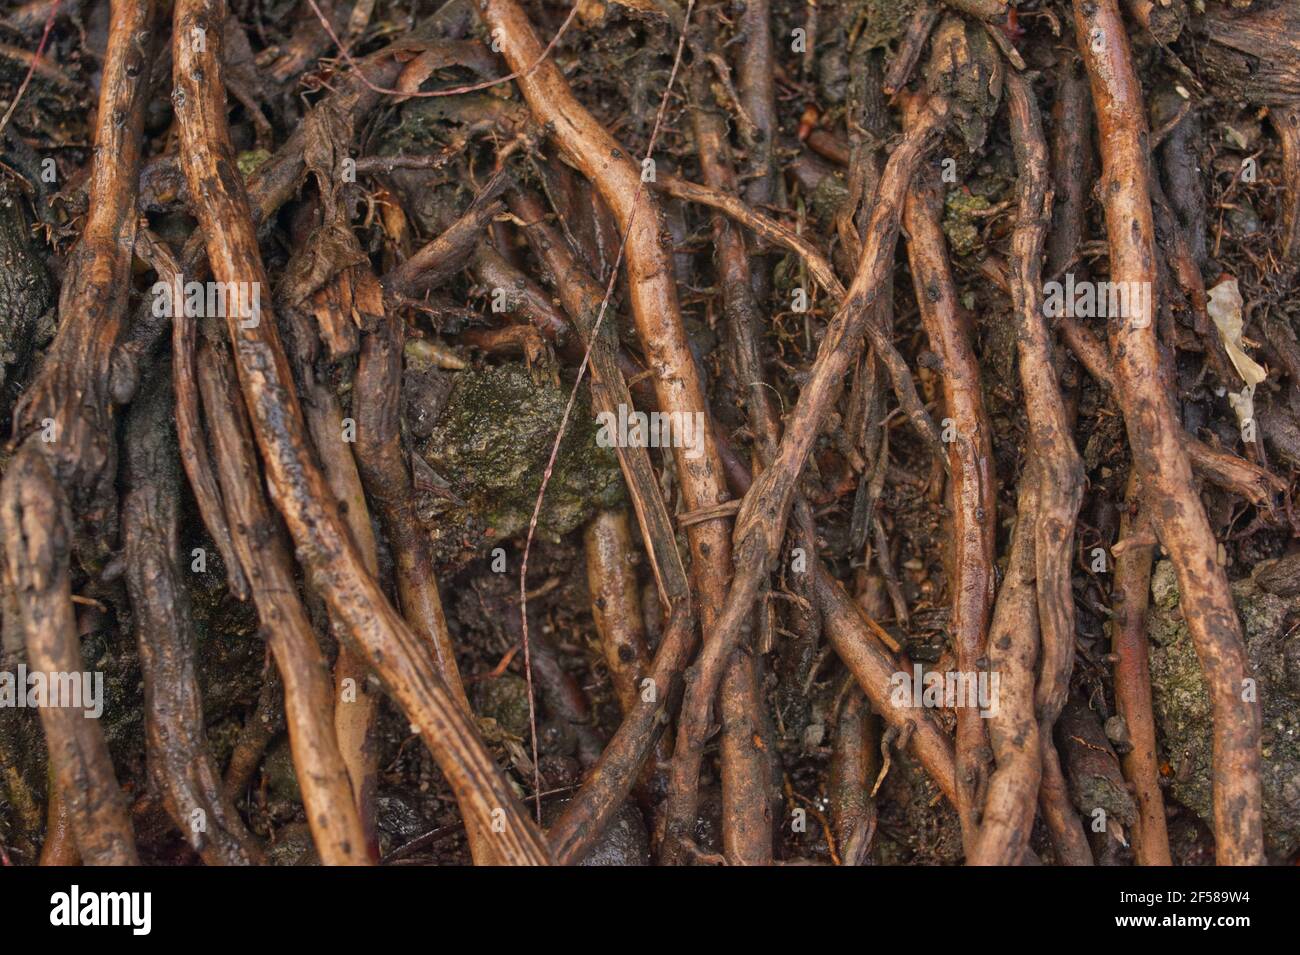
[903,159,995,856]
[353,309,471,712]
[971,464,1043,866]
[979,252,1286,507]
[507,189,690,612]
[172,0,549,866]
[814,566,958,808]
[196,337,370,865]
[1,0,1289,873]
[122,367,264,865]
[1074,0,1263,866]
[1110,477,1173,866]
[0,0,158,865]
[661,93,948,863]
[1005,71,1091,866]
[2,451,137,864]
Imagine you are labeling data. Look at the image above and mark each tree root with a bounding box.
[173,0,548,866]
[1005,71,1091,866]
[0,0,159,865]
[1074,0,1263,866]
[1109,476,1173,866]
[1,0,1286,872]
[122,366,264,865]
[902,159,995,855]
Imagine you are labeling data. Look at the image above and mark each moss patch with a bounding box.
[416,364,624,567]
[942,190,991,258]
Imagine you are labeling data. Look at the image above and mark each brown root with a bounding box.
[1074,0,1264,866]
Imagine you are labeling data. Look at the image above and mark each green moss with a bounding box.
[942,191,991,258]
[266,821,316,866]
[417,364,624,567]
[1073,772,1137,828]
[235,149,272,180]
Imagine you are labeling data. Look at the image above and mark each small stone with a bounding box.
[1104,715,1133,754]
